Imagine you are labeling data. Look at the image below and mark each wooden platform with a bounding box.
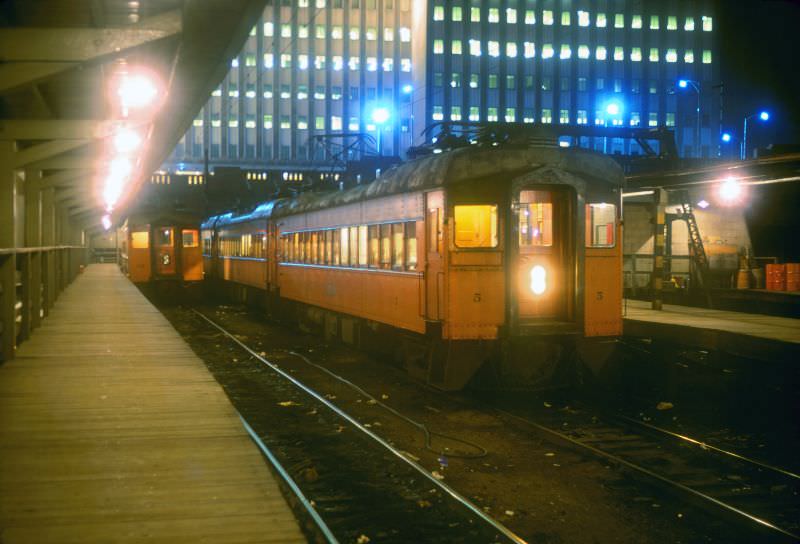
[0,265,306,543]
[624,299,800,361]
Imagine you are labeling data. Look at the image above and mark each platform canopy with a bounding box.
[0,0,268,231]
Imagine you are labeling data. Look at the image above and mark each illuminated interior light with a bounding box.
[101,215,112,231]
[117,73,159,110]
[697,199,710,209]
[113,128,142,153]
[530,265,547,295]
[718,177,742,202]
[109,157,133,180]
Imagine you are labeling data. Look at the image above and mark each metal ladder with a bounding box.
[678,191,712,306]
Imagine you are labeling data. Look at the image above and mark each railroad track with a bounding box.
[492,401,800,543]
[190,309,525,544]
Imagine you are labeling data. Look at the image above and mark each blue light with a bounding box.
[678,79,688,89]
[605,102,621,116]
[402,84,413,94]
[721,132,732,143]
[759,111,770,121]
[371,107,391,124]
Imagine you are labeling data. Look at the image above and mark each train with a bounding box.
[199,136,625,390]
[118,211,204,283]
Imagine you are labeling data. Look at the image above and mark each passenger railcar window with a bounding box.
[340,228,349,266]
[350,227,360,266]
[333,229,341,265]
[518,191,553,247]
[325,230,334,265]
[301,232,309,263]
[586,203,616,247]
[428,209,441,253]
[405,222,417,270]
[367,225,378,267]
[157,228,173,247]
[392,223,405,270]
[311,232,319,264]
[183,229,199,248]
[454,205,499,248]
[131,231,149,249]
[380,224,392,268]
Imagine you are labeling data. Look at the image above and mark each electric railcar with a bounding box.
[202,141,624,389]
[119,212,203,283]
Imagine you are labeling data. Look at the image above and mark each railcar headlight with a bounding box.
[530,265,547,295]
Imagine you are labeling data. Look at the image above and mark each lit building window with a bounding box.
[542,44,554,59]
[299,55,309,69]
[297,85,308,99]
[505,108,516,122]
[614,13,624,28]
[263,54,274,68]
[578,10,589,27]
[193,118,203,127]
[488,41,500,57]
[523,110,535,123]
[543,10,553,25]
[211,116,221,127]
[364,57,375,71]
[578,45,590,59]
[596,12,606,28]
[451,106,461,121]
[314,86,325,99]
[281,54,292,68]
[299,0,308,7]
[561,11,570,25]
[469,106,479,121]
[507,43,517,57]
[451,73,460,87]
[684,50,694,63]
[366,27,377,40]
[434,39,444,54]
[524,42,535,58]
[348,117,359,131]
[452,6,462,21]
[433,5,444,20]
[630,112,640,126]
[559,109,569,124]
[383,58,393,71]
[632,15,642,29]
[316,25,325,39]
[349,28,359,40]
[299,25,309,38]
[596,46,607,60]
[469,39,481,56]
[264,22,274,36]
[525,10,535,24]
[399,27,411,42]
[231,57,239,67]
[631,47,642,62]
[560,45,571,59]
[666,49,677,63]
[351,57,362,71]
[314,56,325,69]
[384,27,394,41]
[577,110,588,124]
[702,16,713,31]
[614,47,624,61]
[648,112,658,127]
[332,26,343,39]
[470,7,480,22]
[263,85,273,98]
[488,75,497,89]
[650,15,659,29]
[702,50,712,64]
[315,117,325,130]
[667,16,677,30]
[685,17,695,31]
[333,56,343,70]
[470,74,479,88]
[263,114,272,129]
[452,40,462,54]
[331,116,342,131]
[507,8,517,23]
[488,8,499,23]
[401,58,411,71]
[280,85,290,99]
[432,106,444,121]
[281,24,292,37]
[649,48,659,62]
[666,112,675,127]
[245,54,256,67]
[298,117,308,130]
[487,107,498,121]
[541,108,552,123]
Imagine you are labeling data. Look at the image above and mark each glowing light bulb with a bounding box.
[113,128,142,153]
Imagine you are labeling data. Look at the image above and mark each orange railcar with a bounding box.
[119,212,203,284]
[203,141,624,389]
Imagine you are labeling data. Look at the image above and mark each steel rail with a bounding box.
[496,409,800,542]
[192,309,527,544]
[239,415,340,544]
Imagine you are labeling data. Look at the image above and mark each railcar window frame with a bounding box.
[453,204,499,249]
[585,203,617,248]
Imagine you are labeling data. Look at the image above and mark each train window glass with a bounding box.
[518,191,553,247]
[301,232,308,263]
[586,203,616,247]
[333,229,341,266]
[311,232,319,264]
[262,233,268,259]
[358,225,368,266]
[392,223,405,270]
[350,227,359,266]
[427,208,441,253]
[380,224,392,268]
[131,231,149,249]
[368,225,379,267]
[182,230,199,248]
[405,222,417,270]
[157,228,173,247]
[325,230,334,265]
[241,234,251,257]
[454,205,498,248]
[340,227,350,266]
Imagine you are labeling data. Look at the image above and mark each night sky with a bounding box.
[716,0,800,150]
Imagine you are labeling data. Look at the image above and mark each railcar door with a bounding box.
[425,191,445,321]
[513,187,574,322]
[154,226,177,277]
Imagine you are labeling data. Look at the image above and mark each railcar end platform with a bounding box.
[0,264,306,543]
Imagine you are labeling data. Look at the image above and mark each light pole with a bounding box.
[371,106,390,157]
[402,84,413,149]
[678,79,701,158]
[741,110,769,160]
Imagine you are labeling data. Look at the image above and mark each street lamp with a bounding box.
[603,101,623,153]
[721,132,732,143]
[677,79,701,158]
[741,110,770,160]
[371,106,391,156]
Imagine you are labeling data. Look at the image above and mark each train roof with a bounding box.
[204,144,624,225]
